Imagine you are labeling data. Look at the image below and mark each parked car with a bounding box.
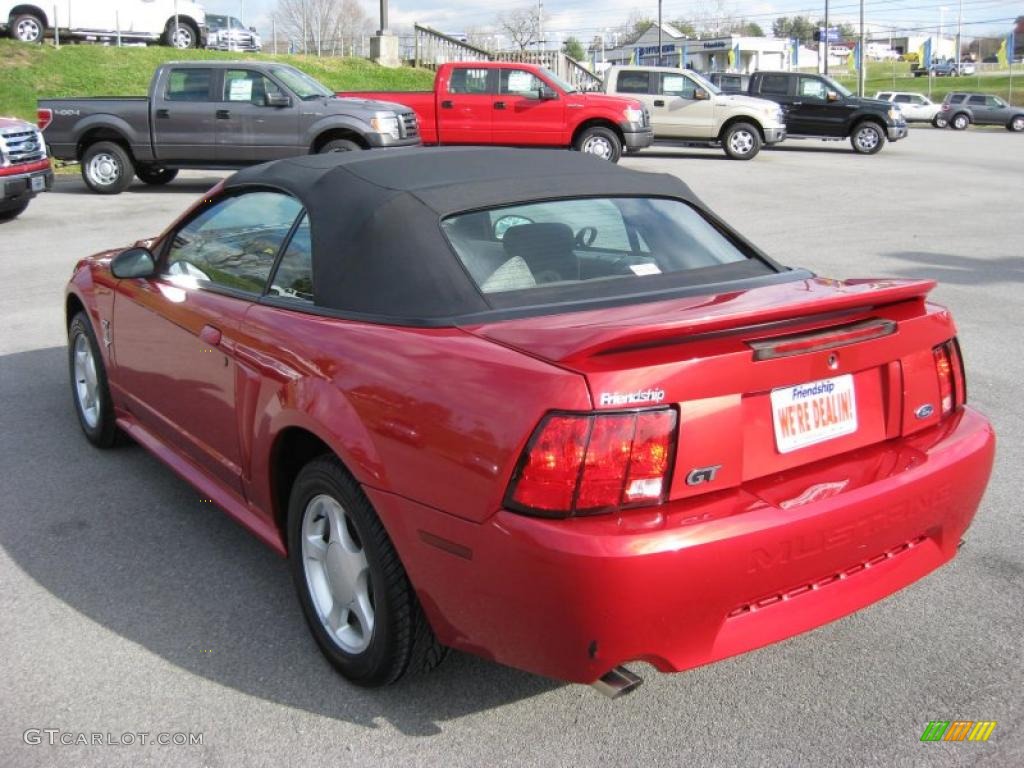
[706,72,750,94]
[39,61,420,194]
[746,71,907,154]
[65,147,995,693]
[934,92,1024,131]
[602,65,786,160]
[0,116,52,220]
[338,62,653,163]
[874,91,941,123]
[206,13,261,52]
[1,0,207,48]
[912,60,975,77]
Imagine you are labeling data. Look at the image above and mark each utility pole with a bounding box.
[858,0,865,96]
[658,0,663,65]
[824,0,830,74]
[537,0,543,52]
[956,0,963,64]
[380,0,388,33]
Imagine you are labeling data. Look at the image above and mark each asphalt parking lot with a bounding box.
[1,128,1021,767]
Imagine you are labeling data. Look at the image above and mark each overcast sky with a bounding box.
[205,0,1020,42]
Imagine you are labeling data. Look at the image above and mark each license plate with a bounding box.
[30,175,45,192]
[770,374,858,454]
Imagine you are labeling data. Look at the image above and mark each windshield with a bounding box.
[821,76,853,98]
[269,65,333,100]
[442,197,771,303]
[539,67,578,94]
[688,70,722,95]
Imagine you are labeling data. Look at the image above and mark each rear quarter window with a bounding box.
[616,71,652,94]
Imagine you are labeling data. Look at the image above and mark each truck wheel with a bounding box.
[81,142,134,195]
[319,139,361,153]
[932,115,948,128]
[722,122,762,160]
[574,126,622,163]
[0,201,30,221]
[1007,116,1024,132]
[850,122,886,155]
[136,166,178,185]
[164,19,198,48]
[951,113,970,130]
[10,13,45,43]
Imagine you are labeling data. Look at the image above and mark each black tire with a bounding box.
[721,121,762,160]
[9,13,45,43]
[135,166,179,185]
[951,113,970,131]
[81,141,134,195]
[932,115,948,129]
[68,312,120,448]
[0,200,30,221]
[163,19,198,48]
[1008,115,1024,133]
[573,125,622,163]
[288,456,447,687]
[850,121,886,155]
[318,138,362,153]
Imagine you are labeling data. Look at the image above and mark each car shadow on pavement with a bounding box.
[628,150,731,161]
[881,251,1024,286]
[0,346,561,737]
[52,177,227,196]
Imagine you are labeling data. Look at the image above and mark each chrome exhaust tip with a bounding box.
[591,666,643,699]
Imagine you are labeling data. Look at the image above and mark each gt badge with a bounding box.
[686,465,722,486]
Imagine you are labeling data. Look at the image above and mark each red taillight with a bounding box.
[507,409,677,517]
[37,108,52,132]
[933,340,962,415]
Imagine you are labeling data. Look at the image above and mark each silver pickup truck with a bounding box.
[39,61,421,194]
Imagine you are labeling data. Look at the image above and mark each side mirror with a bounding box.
[826,90,840,102]
[265,92,291,108]
[111,247,156,279]
[538,86,557,100]
[249,26,257,32]
[694,88,710,101]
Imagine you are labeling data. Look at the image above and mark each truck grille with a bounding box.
[0,128,46,165]
[400,111,419,139]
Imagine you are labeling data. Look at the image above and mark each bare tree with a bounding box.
[498,7,542,51]
[275,0,371,56]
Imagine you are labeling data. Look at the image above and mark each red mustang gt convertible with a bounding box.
[65,148,994,695]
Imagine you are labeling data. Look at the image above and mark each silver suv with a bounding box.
[935,92,1024,131]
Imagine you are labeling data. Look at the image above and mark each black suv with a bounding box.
[746,71,907,154]
[934,93,1024,131]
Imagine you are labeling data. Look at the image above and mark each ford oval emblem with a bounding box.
[915,404,935,420]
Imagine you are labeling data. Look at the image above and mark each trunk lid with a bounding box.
[462,276,956,500]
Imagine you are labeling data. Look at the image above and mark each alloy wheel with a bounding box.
[15,18,42,42]
[87,153,122,187]
[729,129,755,156]
[73,334,101,429]
[855,126,880,152]
[301,494,375,655]
[582,136,613,160]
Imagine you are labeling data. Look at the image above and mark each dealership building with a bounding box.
[604,23,793,72]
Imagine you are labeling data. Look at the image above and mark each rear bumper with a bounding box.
[369,407,994,683]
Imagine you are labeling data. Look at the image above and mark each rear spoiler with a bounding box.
[464,278,937,363]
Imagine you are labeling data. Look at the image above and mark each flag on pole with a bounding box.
[791,38,799,66]
[997,33,1014,66]
[729,43,739,69]
[853,41,861,71]
[629,47,637,65]
[918,38,933,68]
[681,42,688,69]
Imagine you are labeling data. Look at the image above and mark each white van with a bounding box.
[3,1,207,48]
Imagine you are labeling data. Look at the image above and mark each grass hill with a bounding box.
[0,40,435,121]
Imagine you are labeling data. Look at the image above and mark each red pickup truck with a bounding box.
[340,62,653,163]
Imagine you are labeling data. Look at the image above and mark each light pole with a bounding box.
[858,0,865,96]
[824,0,830,74]
[658,0,663,65]
[956,0,963,63]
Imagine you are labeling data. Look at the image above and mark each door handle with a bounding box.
[494,101,506,110]
[216,109,231,120]
[199,324,222,347]
[156,108,170,118]
[791,101,803,107]
[440,100,454,109]
[653,100,665,107]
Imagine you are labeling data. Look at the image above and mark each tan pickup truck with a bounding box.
[602,65,787,160]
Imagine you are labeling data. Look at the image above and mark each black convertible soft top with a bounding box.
[225,147,783,323]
